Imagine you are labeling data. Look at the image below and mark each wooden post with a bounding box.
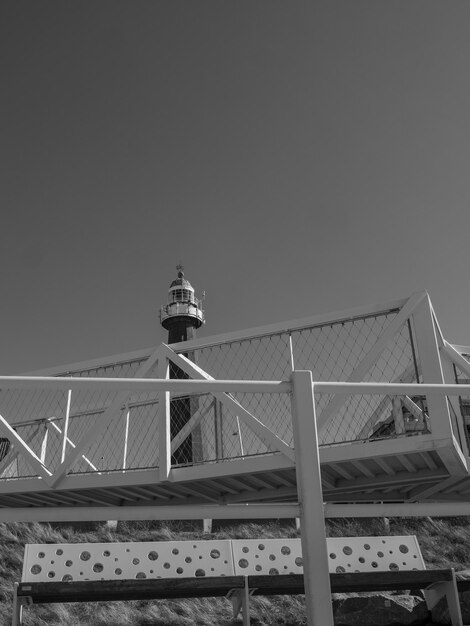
[291,370,334,626]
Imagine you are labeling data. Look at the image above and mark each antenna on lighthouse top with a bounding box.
[176,263,184,277]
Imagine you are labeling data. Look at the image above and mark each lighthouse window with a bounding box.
[172,290,183,302]
[171,289,193,303]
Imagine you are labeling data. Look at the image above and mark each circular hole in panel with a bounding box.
[210,549,220,559]
[371,562,378,568]
[31,565,41,575]
[115,568,122,575]
[281,546,291,556]
[185,557,192,563]
[172,549,179,555]
[193,545,197,549]
[239,559,249,569]
[269,568,279,576]
[103,551,110,557]
[329,553,336,559]
[199,556,203,559]
[258,544,265,550]
[336,566,346,573]
[343,546,352,556]
[150,570,154,574]
[56,549,63,556]
[126,549,130,552]
[211,568,214,572]
[136,572,147,579]
[50,560,55,565]
[148,552,159,561]
[132,558,140,565]
[255,565,262,572]
[80,551,91,561]
[295,557,303,567]
[389,551,393,554]
[269,554,276,561]
[399,545,409,554]
[284,566,288,570]
[65,560,73,567]
[382,540,386,544]
[93,563,104,573]
[364,544,370,550]
[413,555,418,559]
[163,563,171,569]
[48,571,55,578]
[389,563,399,571]
[38,552,45,559]
[62,574,73,582]
[195,569,206,577]
[242,547,249,553]
[176,568,184,575]
[358,557,365,564]
[377,551,384,558]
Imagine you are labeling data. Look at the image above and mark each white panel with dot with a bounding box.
[231,539,303,576]
[326,536,425,573]
[22,541,234,583]
[21,536,425,583]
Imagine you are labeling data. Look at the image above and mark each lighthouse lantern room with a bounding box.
[159,265,205,344]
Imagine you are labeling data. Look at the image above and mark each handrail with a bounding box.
[0,376,290,393]
[313,382,470,395]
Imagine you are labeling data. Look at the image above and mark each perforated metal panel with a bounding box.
[22,540,234,582]
[22,536,425,583]
[231,536,424,576]
[326,536,425,573]
[232,539,303,576]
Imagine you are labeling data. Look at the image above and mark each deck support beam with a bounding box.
[291,370,334,626]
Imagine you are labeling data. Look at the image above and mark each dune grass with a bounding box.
[2,516,470,625]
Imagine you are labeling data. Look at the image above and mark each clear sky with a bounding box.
[2,1,470,373]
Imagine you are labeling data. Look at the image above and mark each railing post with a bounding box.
[291,370,334,626]
[123,406,130,471]
[60,390,72,463]
[158,357,171,481]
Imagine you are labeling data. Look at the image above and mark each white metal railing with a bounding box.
[0,376,469,484]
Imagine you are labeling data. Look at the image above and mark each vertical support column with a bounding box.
[411,296,452,439]
[411,296,466,473]
[158,356,171,481]
[291,370,334,626]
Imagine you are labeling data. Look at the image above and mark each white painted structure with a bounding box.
[3,290,470,624]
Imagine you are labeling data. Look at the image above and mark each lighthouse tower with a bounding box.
[159,265,205,343]
[159,265,205,464]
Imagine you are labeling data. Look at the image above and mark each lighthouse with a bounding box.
[159,266,205,465]
[160,265,205,343]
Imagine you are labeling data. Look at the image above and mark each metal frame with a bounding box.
[4,290,470,625]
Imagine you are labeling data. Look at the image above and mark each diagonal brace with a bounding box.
[0,415,52,484]
[159,344,295,462]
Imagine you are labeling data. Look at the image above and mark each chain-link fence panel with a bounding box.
[0,304,435,477]
[187,311,420,449]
